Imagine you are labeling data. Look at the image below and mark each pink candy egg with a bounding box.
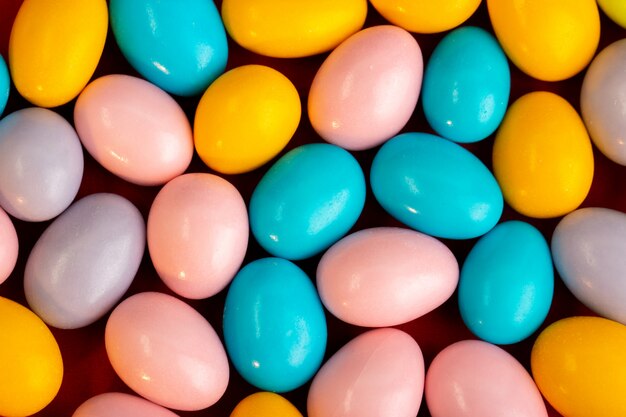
[317,227,458,327]
[0,207,18,284]
[105,291,230,411]
[73,392,180,417]
[308,25,423,150]
[307,328,424,417]
[74,74,193,186]
[425,340,548,417]
[147,173,248,299]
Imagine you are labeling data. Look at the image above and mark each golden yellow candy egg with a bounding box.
[8,0,108,108]
[492,91,594,219]
[231,392,303,417]
[370,0,481,34]
[598,0,626,28]
[531,316,626,417]
[194,65,301,174]
[0,297,64,417]
[221,0,367,58]
[487,0,600,81]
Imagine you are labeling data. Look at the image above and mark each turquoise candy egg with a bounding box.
[459,221,554,344]
[109,0,228,96]
[250,143,366,260]
[223,257,327,392]
[422,26,510,143]
[370,133,503,239]
[0,55,9,116]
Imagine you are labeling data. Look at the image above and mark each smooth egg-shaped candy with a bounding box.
[24,193,145,329]
[487,0,600,81]
[147,173,248,299]
[106,292,229,411]
[0,107,84,222]
[532,316,626,417]
[598,0,626,28]
[422,26,510,143]
[110,0,227,96]
[426,340,547,417]
[459,221,553,344]
[0,297,63,417]
[0,55,8,116]
[370,0,480,33]
[231,392,303,417]
[371,132,503,239]
[75,74,193,186]
[581,39,626,165]
[307,328,424,417]
[309,25,422,150]
[73,392,180,417]
[221,0,367,58]
[223,258,327,392]
[552,208,626,325]
[194,65,300,174]
[250,143,365,260]
[317,227,459,327]
[0,207,18,285]
[493,92,594,218]
[8,0,108,107]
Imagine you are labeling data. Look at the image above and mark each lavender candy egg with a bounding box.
[24,193,145,329]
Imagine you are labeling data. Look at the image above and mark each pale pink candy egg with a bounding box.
[317,227,458,327]
[307,328,424,417]
[0,206,18,284]
[147,173,248,299]
[105,292,230,411]
[308,25,423,151]
[74,74,193,186]
[425,340,548,417]
[73,392,180,417]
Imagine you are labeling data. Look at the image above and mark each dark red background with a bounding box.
[0,1,624,416]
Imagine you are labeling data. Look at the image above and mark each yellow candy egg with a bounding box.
[221,0,367,58]
[370,0,481,34]
[487,0,600,81]
[598,0,626,28]
[0,297,63,417]
[492,91,593,218]
[231,392,303,417]
[194,65,301,174]
[8,0,108,108]
[531,316,626,417]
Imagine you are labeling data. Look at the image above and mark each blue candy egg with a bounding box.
[109,0,228,96]
[370,133,503,239]
[422,26,510,143]
[458,220,554,344]
[250,143,366,260]
[0,55,9,116]
[223,257,327,392]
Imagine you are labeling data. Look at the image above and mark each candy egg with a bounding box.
[598,0,626,28]
[317,227,459,327]
[459,221,553,344]
[552,207,626,325]
[487,0,600,81]
[532,316,626,417]
[370,0,481,33]
[221,0,367,58]
[370,132,503,239]
[308,25,422,150]
[24,193,145,329]
[223,258,327,392]
[74,74,193,186]
[581,39,626,165]
[109,0,228,96]
[105,292,229,411]
[231,392,302,417]
[0,296,63,417]
[0,207,18,285]
[493,91,594,218]
[73,392,180,417]
[194,65,300,174]
[250,143,365,260]
[0,55,8,116]
[426,339,547,417]
[8,0,108,107]
[422,26,510,143]
[0,107,84,222]
[307,328,424,417]
[147,173,248,299]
